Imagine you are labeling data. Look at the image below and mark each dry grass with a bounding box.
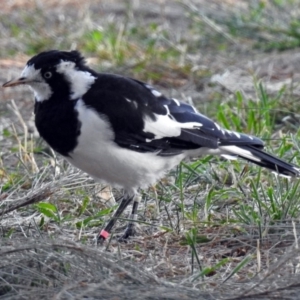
[2,0,300,299]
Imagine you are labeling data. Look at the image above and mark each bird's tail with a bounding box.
[219,145,300,177]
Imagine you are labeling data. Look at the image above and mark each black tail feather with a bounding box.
[240,146,300,177]
[221,145,300,177]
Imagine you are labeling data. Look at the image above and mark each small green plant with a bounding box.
[185,228,203,274]
[194,258,230,280]
[35,202,61,224]
[75,207,112,229]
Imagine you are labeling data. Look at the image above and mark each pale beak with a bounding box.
[3,77,31,88]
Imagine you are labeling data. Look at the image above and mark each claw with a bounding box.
[118,223,136,242]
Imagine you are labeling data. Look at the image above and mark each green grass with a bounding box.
[185,0,300,52]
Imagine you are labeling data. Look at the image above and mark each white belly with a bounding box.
[68,100,185,193]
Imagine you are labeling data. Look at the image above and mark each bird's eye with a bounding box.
[44,71,52,79]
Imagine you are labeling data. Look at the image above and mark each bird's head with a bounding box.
[3,50,96,102]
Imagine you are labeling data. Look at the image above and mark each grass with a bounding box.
[1,0,300,297]
[2,62,300,281]
[185,0,300,52]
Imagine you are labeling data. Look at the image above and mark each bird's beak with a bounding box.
[2,77,31,88]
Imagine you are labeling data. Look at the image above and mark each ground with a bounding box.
[1,1,300,299]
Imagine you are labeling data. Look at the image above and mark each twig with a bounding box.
[1,185,56,215]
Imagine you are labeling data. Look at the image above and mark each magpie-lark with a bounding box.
[3,50,300,243]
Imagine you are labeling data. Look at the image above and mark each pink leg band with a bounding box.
[100,230,109,239]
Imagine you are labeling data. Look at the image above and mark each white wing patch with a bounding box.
[164,105,170,115]
[56,61,96,99]
[225,130,241,139]
[126,98,138,109]
[232,131,241,138]
[214,122,221,130]
[145,84,162,97]
[151,89,162,97]
[172,98,180,106]
[143,113,202,141]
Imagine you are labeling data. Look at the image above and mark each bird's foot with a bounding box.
[117,224,136,242]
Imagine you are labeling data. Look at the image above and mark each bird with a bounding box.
[3,50,300,243]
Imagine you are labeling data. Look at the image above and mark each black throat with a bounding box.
[34,98,81,157]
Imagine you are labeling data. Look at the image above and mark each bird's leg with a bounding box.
[118,195,141,241]
[98,194,134,244]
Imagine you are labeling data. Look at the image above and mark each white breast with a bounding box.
[67,100,185,194]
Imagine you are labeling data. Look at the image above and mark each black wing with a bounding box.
[81,74,264,156]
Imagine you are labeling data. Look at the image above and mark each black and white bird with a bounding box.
[3,50,300,243]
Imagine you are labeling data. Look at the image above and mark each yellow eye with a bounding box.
[44,71,52,79]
